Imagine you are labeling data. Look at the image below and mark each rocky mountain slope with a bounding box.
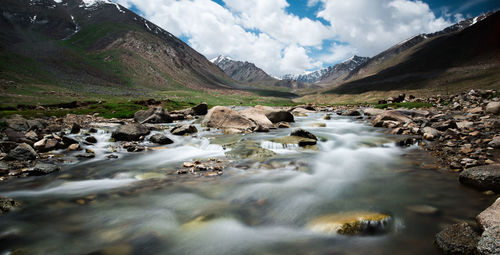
[0,0,237,103]
[328,12,498,93]
[211,55,276,83]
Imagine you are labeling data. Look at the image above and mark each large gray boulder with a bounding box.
[254,105,294,123]
[202,106,256,131]
[290,129,317,141]
[6,143,38,161]
[134,107,172,124]
[191,102,208,115]
[112,123,150,141]
[149,134,173,144]
[372,110,412,127]
[239,108,274,129]
[459,165,500,192]
[435,222,480,255]
[27,162,61,176]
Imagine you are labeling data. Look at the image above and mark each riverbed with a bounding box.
[0,111,494,255]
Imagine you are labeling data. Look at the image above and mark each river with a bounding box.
[0,111,494,254]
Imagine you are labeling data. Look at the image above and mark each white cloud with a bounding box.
[315,0,452,56]
[115,0,455,76]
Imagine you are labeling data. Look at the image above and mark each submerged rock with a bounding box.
[271,136,317,147]
[225,140,276,160]
[112,123,150,141]
[459,165,500,192]
[435,222,479,255]
[6,143,38,161]
[0,196,20,215]
[307,211,392,235]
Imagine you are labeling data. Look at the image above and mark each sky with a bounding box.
[113,0,499,76]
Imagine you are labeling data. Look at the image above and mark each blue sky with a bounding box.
[117,0,499,76]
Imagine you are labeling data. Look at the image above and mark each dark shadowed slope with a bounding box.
[326,11,500,94]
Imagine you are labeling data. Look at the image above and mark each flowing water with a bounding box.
[0,112,495,255]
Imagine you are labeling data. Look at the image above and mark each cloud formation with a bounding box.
[115,0,455,76]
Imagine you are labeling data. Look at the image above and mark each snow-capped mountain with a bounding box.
[211,55,275,83]
[280,55,370,84]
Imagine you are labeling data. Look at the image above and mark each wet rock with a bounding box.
[459,165,500,192]
[34,138,59,152]
[85,136,97,144]
[134,106,172,124]
[0,141,17,153]
[70,123,81,134]
[423,127,440,141]
[291,107,314,116]
[264,110,295,123]
[106,154,118,159]
[67,143,81,151]
[27,162,60,176]
[191,102,208,115]
[277,122,291,128]
[44,124,62,133]
[6,143,37,161]
[112,123,150,141]
[149,134,173,144]
[485,102,500,115]
[477,225,500,255]
[323,114,332,120]
[62,136,79,147]
[435,222,479,255]
[407,205,440,215]
[89,127,98,133]
[122,142,145,152]
[223,128,243,134]
[253,125,269,132]
[309,123,326,127]
[290,129,317,141]
[307,212,392,235]
[345,109,362,116]
[76,153,95,159]
[202,106,256,131]
[477,198,500,231]
[0,196,20,215]
[171,124,198,136]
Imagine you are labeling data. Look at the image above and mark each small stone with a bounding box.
[24,130,38,141]
[67,144,81,151]
[485,102,500,115]
[277,122,291,128]
[0,196,20,214]
[171,124,198,136]
[76,153,95,159]
[149,134,174,145]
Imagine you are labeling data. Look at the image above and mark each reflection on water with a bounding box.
[0,112,495,255]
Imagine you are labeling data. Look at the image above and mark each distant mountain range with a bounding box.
[210,55,275,83]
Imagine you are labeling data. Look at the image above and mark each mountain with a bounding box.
[0,0,236,103]
[326,11,500,94]
[211,55,276,83]
[280,55,369,85]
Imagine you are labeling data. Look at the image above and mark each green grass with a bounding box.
[374,102,433,109]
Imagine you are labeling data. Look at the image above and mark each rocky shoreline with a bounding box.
[0,90,499,254]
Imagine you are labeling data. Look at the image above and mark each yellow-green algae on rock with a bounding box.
[307,211,392,235]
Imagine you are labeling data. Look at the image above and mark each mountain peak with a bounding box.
[211,55,232,64]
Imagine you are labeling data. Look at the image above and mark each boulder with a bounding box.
[290,129,317,141]
[202,106,256,131]
[266,111,294,123]
[485,102,500,115]
[372,110,412,127]
[345,109,362,116]
[0,196,20,215]
[488,136,500,148]
[363,108,385,116]
[477,198,500,231]
[70,123,81,134]
[459,165,500,192]
[291,107,314,115]
[435,222,480,255]
[112,123,150,141]
[171,125,198,136]
[4,115,29,131]
[422,127,440,141]
[27,162,61,176]
[307,211,392,235]
[6,143,38,161]
[149,134,174,144]
[240,108,273,129]
[477,225,500,255]
[191,102,208,115]
[134,107,172,124]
